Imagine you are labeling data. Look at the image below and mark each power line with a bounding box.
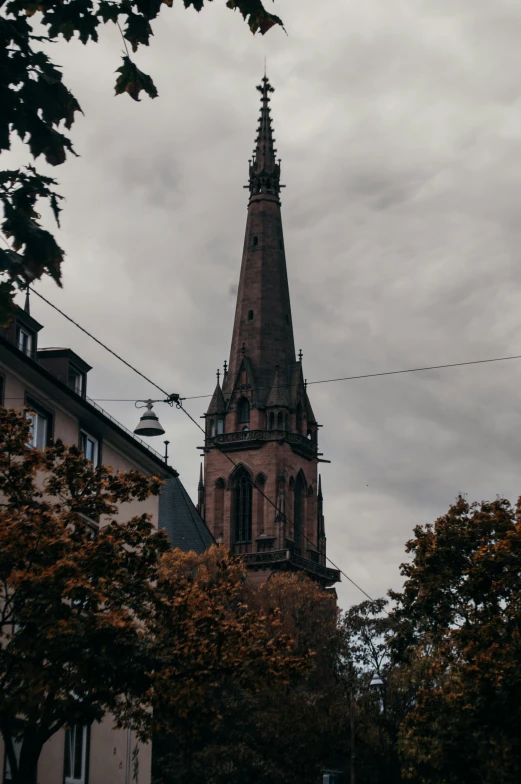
[30,288,521,403]
[29,288,171,399]
[27,287,382,603]
[176,403,378,603]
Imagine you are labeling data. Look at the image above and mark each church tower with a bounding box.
[199,76,339,588]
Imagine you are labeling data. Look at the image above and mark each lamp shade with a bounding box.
[134,403,165,437]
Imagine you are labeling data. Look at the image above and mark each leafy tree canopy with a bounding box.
[0,407,169,783]
[390,495,521,784]
[0,0,284,324]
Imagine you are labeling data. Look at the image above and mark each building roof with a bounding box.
[158,476,215,554]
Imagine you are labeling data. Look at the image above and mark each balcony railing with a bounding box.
[208,429,317,452]
[242,549,340,584]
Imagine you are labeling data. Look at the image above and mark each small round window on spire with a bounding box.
[252,236,258,247]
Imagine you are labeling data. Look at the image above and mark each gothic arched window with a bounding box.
[269,412,275,430]
[237,398,250,425]
[294,472,306,554]
[233,468,252,544]
[209,419,215,437]
[296,403,304,435]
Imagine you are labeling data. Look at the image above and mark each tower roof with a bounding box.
[207,374,226,415]
[224,75,295,405]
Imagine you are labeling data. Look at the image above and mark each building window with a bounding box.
[285,414,289,431]
[294,473,306,554]
[80,431,99,467]
[217,418,224,434]
[277,411,284,430]
[248,309,254,321]
[68,365,84,396]
[16,325,33,357]
[269,412,274,430]
[64,725,88,784]
[3,734,23,781]
[237,397,250,425]
[26,400,52,450]
[233,468,252,544]
[252,236,258,246]
[209,419,215,437]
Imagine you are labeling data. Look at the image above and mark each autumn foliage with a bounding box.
[0,407,169,782]
[0,408,314,784]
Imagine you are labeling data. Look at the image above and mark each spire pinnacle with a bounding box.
[24,286,30,315]
[246,74,283,202]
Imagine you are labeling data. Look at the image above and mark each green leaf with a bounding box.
[114,56,158,101]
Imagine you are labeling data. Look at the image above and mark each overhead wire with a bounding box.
[20,289,379,601]
[26,288,521,404]
[176,400,377,603]
[27,286,521,605]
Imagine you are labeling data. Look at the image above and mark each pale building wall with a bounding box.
[0,361,161,784]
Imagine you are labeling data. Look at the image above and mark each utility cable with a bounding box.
[28,288,521,403]
[25,287,382,604]
[177,403,378,604]
[29,288,171,399]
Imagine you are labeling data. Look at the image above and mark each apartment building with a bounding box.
[0,300,214,784]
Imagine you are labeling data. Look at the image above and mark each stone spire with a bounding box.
[223,75,295,405]
[246,75,281,201]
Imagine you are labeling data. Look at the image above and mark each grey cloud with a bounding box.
[5,0,521,609]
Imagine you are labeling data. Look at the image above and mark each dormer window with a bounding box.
[17,325,33,357]
[68,365,85,396]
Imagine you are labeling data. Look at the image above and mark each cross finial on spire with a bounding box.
[216,368,220,383]
[298,348,303,362]
[246,73,282,202]
[223,360,228,376]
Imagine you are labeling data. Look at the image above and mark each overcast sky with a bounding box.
[6,0,521,609]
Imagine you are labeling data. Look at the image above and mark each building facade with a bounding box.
[0,300,213,784]
[198,76,339,588]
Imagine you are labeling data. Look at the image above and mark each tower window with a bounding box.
[237,397,250,425]
[209,419,215,437]
[294,473,306,554]
[248,310,254,321]
[296,402,304,435]
[269,412,274,430]
[217,418,224,435]
[233,468,252,544]
[252,236,258,246]
[277,411,284,430]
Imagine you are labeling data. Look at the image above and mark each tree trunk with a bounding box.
[12,736,41,784]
